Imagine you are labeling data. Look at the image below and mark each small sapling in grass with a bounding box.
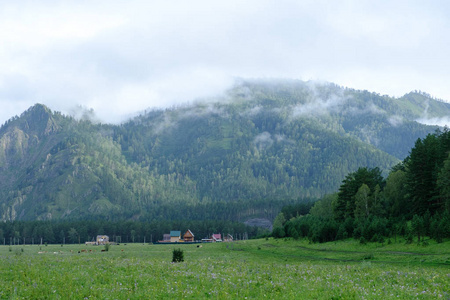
[172,248,184,262]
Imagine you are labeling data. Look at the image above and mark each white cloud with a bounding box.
[322,1,435,48]
[291,86,350,118]
[0,0,449,125]
[388,115,404,127]
[416,117,450,128]
[253,132,274,150]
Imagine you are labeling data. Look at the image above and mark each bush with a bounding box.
[405,232,413,244]
[172,248,184,262]
[104,243,110,252]
[370,234,379,243]
[272,227,285,239]
[353,227,362,239]
[342,231,348,240]
[363,253,374,260]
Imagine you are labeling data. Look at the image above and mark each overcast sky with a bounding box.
[1,0,449,124]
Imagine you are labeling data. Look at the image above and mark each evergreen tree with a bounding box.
[383,170,408,218]
[334,167,384,221]
[405,130,450,215]
[436,154,450,213]
[411,214,425,244]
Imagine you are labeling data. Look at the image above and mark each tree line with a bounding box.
[274,128,450,244]
[0,219,266,245]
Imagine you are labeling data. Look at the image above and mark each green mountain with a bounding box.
[0,80,447,222]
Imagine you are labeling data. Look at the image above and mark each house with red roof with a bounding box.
[212,234,222,242]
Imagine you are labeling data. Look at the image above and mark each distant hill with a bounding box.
[0,79,447,222]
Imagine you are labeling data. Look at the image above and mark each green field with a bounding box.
[1,239,449,299]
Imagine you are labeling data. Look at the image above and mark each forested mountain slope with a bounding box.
[0,80,447,222]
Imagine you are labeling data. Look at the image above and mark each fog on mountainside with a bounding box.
[0,80,448,222]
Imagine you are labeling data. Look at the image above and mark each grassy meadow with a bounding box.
[0,238,449,299]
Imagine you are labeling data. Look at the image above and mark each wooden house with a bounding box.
[170,231,181,243]
[183,229,195,242]
[223,234,233,242]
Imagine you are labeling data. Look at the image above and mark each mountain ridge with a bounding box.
[0,80,448,222]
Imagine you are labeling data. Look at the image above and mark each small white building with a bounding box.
[96,235,109,245]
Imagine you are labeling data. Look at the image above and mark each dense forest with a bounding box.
[0,80,449,242]
[275,129,450,243]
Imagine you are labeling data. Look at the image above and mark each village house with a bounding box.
[183,229,195,242]
[96,235,109,245]
[223,234,233,242]
[212,233,222,242]
[86,235,110,245]
[202,233,223,243]
[156,230,199,243]
[170,231,181,243]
